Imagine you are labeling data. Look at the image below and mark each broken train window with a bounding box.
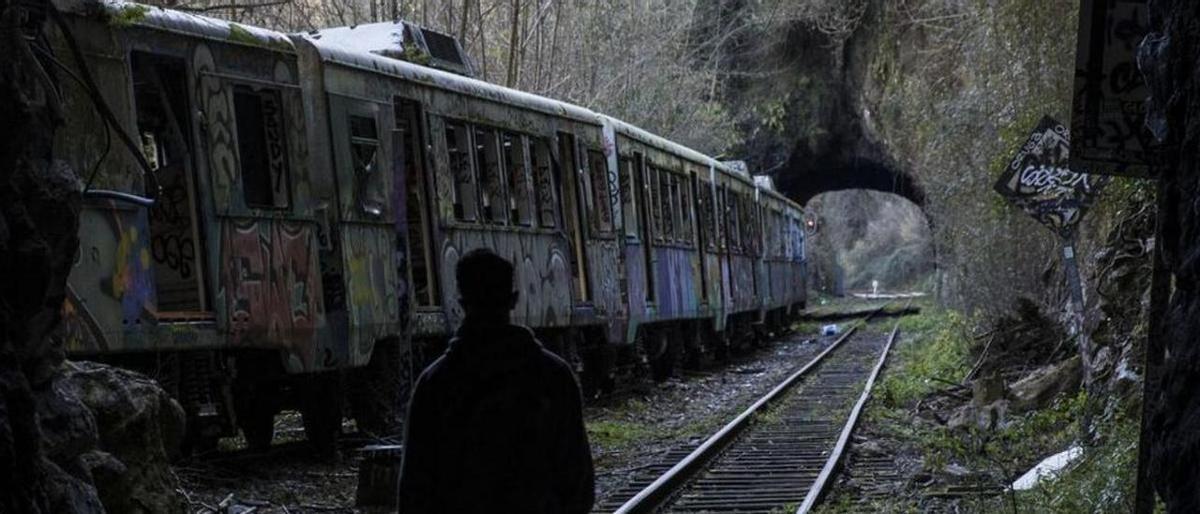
[349,114,386,217]
[233,86,290,209]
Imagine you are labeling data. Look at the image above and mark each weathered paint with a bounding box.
[340,225,402,366]
[62,201,156,352]
[217,219,322,363]
[439,230,571,329]
[57,2,807,385]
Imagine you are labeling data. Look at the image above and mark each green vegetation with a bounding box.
[818,306,1141,512]
[226,23,262,46]
[586,419,654,448]
[106,4,149,28]
[401,46,433,66]
[878,309,974,407]
[1004,406,1139,513]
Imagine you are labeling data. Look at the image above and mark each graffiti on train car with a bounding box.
[587,239,624,341]
[219,219,322,366]
[62,203,157,352]
[342,225,401,366]
[113,213,157,323]
[441,233,570,328]
[653,248,702,319]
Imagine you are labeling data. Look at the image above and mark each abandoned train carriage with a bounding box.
[51,0,807,450]
[52,0,406,450]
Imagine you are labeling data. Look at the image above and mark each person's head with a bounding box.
[456,248,518,322]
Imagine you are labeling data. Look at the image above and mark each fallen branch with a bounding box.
[963,334,996,383]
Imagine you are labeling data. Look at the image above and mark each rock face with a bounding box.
[55,361,186,514]
[1,3,184,513]
[1145,0,1200,510]
[1008,356,1081,413]
[1,0,92,511]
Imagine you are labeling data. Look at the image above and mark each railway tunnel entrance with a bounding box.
[761,122,935,300]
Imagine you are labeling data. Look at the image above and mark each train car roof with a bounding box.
[56,1,804,213]
[295,32,600,125]
[603,115,744,178]
[57,0,295,52]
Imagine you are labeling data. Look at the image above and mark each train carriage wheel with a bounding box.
[300,373,343,457]
[234,382,279,452]
[350,337,413,438]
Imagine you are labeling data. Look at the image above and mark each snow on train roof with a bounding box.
[601,115,732,175]
[307,21,406,58]
[57,0,294,51]
[298,32,599,124]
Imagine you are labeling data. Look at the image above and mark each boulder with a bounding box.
[972,374,1005,406]
[1009,356,1081,412]
[946,399,1010,431]
[56,361,186,514]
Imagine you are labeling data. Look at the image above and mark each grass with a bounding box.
[829,305,1141,513]
[878,308,974,408]
[995,398,1140,513]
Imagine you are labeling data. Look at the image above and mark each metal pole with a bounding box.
[1062,240,1085,334]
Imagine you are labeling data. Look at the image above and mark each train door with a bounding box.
[328,96,402,366]
[557,131,590,303]
[133,52,211,316]
[635,153,655,303]
[691,171,709,305]
[394,98,439,308]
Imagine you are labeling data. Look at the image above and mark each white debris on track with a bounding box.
[1011,445,1083,491]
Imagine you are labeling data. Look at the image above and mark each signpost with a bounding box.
[994,116,1109,328]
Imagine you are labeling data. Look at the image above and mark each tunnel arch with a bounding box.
[769,144,925,208]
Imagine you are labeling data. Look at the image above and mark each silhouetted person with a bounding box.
[398,249,595,513]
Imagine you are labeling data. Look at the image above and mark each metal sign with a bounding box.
[995,116,1110,239]
[1070,0,1157,176]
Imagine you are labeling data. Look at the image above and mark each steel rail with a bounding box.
[796,308,905,513]
[613,304,890,514]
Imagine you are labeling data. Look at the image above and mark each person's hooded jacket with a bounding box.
[397,321,595,513]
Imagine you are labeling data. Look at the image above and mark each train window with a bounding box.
[680,174,694,246]
[233,86,290,209]
[349,114,386,217]
[620,157,637,238]
[649,166,663,242]
[473,126,506,224]
[715,186,726,250]
[530,137,557,228]
[396,99,438,307]
[445,122,477,221]
[730,192,742,253]
[587,150,613,235]
[503,132,533,226]
[660,170,674,242]
[697,180,713,251]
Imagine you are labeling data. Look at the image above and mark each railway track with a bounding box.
[608,306,905,514]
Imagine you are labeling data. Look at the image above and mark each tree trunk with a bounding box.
[505,0,521,88]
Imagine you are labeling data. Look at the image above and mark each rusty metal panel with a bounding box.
[216,218,324,364]
[340,225,402,367]
[586,239,623,341]
[64,202,157,353]
[651,247,701,321]
[622,242,648,341]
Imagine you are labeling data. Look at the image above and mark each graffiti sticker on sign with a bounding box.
[994,116,1110,239]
